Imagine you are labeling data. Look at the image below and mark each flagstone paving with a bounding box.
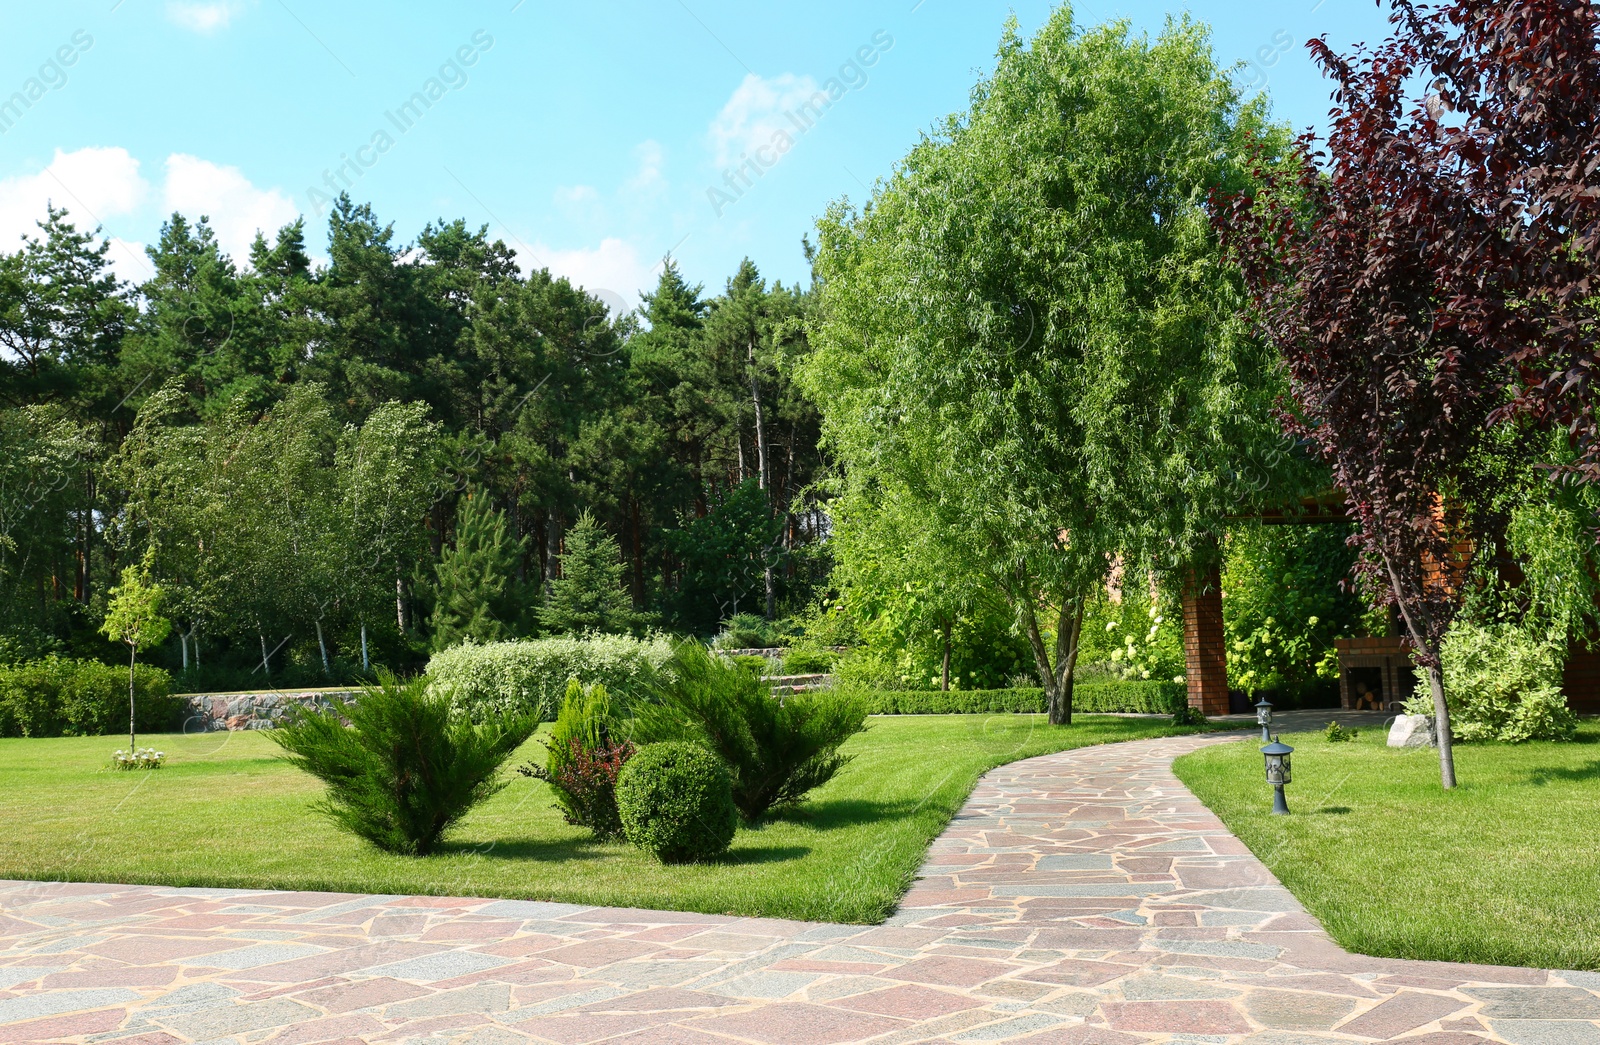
[2,731,1597,1044]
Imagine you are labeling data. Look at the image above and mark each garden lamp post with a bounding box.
[1254,697,1274,742]
[1262,738,1293,815]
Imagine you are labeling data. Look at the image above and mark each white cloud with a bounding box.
[707,73,820,170]
[554,185,600,206]
[166,0,249,34]
[0,147,150,271]
[527,237,651,318]
[0,147,301,281]
[161,153,299,263]
[102,236,153,284]
[626,140,666,195]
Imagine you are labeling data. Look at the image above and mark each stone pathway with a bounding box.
[2,733,1597,1045]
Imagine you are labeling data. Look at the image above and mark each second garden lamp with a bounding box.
[1254,697,1274,742]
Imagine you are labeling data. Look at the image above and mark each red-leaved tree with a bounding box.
[1213,0,1600,787]
[1415,2,1600,476]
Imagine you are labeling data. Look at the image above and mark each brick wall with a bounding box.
[1182,562,1229,716]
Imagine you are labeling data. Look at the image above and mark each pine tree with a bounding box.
[540,511,633,635]
[430,490,522,650]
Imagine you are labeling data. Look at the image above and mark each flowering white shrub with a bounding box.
[427,635,675,721]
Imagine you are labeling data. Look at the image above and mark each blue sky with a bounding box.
[0,0,1393,313]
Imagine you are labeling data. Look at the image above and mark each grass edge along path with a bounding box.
[0,714,1202,925]
[1173,721,1600,971]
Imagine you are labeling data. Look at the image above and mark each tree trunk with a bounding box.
[128,643,137,752]
[395,569,406,631]
[429,500,445,559]
[360,621,370,672]
[781,426,796,502]
[1382,553,1457,788]
[545,511,564,582]
[316,619,330,674]
[1425,661,1457,789]
[1019,604,1060,722]
[630,497,645,609]
[80,468,96,606]
[750,345,769,491]
[536,512,549,582]
[1019,588,1084,726]
[180,629,189,671]
[510,495,525,584]
[941,618,952,692]
[1059,602,1084,725]
[752,351,775,618]
[259,632,271,679]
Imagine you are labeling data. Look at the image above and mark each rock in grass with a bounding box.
[1387,714,1436,748]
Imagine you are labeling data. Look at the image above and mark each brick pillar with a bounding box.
[1182,561,1229,715]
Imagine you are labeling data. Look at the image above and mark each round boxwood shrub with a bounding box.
[616,742,738,863]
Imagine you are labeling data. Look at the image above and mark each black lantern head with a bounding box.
[1254,697,1274,740]
[1262,738,1293,785]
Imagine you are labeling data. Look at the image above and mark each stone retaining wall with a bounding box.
[182,670,839,731]
[767,674,834,695]
[181,689,357,732]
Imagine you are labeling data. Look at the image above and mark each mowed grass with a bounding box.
[0,714,1197,924]
[1174,720,1600,970]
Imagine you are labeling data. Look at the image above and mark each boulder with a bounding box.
[1387,713,1436,748]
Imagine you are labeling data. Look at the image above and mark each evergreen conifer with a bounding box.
[540,511,633,634]
[430,490,522,650]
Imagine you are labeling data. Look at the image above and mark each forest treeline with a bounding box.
[0,195,825,685]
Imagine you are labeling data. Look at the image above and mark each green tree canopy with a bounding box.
[803,8,1303,722]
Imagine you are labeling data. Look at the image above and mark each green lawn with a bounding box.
[0,714,1196,924]
[1174,721,1600,970]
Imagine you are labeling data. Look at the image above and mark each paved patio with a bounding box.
[2,732,1596,1045]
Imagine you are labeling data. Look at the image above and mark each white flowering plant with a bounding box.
[1077,584,1184,684]
[111,747,165,770]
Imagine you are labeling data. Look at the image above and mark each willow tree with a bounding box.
[803,8,1299,723]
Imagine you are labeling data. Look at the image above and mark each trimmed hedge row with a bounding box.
[0,657,179,738]
[861,679,1187,716]
[1075,680,1188,714]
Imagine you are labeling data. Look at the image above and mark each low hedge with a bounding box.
[0,656,179,738]
[426,635,675,721]
[861,679,1186,716]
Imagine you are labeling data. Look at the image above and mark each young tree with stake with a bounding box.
[101,554,172,757]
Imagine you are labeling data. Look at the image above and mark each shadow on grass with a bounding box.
[1527,760,1600,786]
[720,845,811,865]
[1315,806,1353,815]
[436,836,812,867]
[765,797,928,831]
[436,836,620,862]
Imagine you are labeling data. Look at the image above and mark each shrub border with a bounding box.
[860,680,1185,716]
